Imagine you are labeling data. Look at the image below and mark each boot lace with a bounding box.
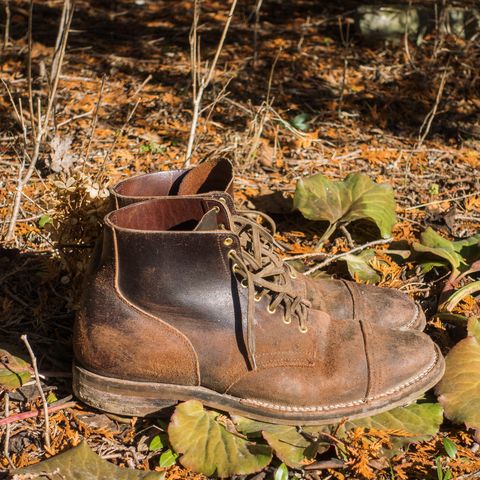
[226,215,311,369]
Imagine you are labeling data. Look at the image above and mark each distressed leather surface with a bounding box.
[75,198,439,410]
[109,159,422,330]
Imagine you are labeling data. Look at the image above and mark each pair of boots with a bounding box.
[73,158,444,425]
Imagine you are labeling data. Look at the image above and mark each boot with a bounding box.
[109,158,426,330]
[73,197,444,424]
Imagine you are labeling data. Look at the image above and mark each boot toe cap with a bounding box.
[365,326,444,404]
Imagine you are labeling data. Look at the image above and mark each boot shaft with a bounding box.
[111,158,234,209]
[106,197,242,328]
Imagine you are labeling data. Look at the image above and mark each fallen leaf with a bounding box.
[233,416,329,468]
[339,402,443,452]
[13,441,161,479]
[437,319,480,430]
[168,401,272,477]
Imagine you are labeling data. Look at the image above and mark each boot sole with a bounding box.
[73,346,444,425]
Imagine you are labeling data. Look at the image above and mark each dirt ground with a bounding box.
[0,0,479,478]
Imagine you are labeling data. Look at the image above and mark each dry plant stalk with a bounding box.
[21,335,51,449]
[4,0,74,242]
[3,392,15,468]
[417,65,449,147]
[253,0,263,68]
[3,0,10,48]
[185,0,238,166]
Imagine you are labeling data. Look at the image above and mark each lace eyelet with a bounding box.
[219,197,227,204]
[267,304,277,314]
[283,317,292,324]
[227,249,236,259]
[212,206,220,213]
[223,237,233,247]
[299,326,308,333]
[288,269,297,279]
[232,263,240,273]
[240,279,248,288]
[254,293,262,302]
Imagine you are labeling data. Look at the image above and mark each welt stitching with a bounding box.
[240,349,439,412]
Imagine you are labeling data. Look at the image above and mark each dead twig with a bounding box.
[4,0,74,242]
[2,0,10,49]
[253,0,263,68]
[404,192,479,211]
[304,237,392,276]
[21,335,50,449]
[3,392,15,469]
[417,65,449,147]
[81,74,106,168]
[185,0,238,165]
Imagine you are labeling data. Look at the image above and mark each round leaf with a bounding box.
[436,335,480,430]
[233,416,329,468]
[14,441,162,479]
[168,401,272,477]
[294,173,396,238]
[339,403,443,453]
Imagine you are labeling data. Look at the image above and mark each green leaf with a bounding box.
[274,463,289,480]
[436,330,480,430]
[342,249,381,284]
[339,403,443,452]
[13,441,162,479]
[443,438,457,459]
[233,416,328,468]
[149,434,165,452]
[291,113,311,132]
[168,401,272,477]
[47,391,58,404]
[413,228,465,273]
[159,449,178,468]
[0,346,33,390]
[413,228,480,274]
[294,173,396,239]
[38,214,53,228]
[443,281,480,312]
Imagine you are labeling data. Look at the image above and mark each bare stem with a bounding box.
[3,393,15,468]
[417,65,449,148]
[5,0,74,241]
[27,0,36,138]
[253,0,263,68]
[185,0,238,166]
[3,0,10,49]
[21,335,50,449]
[304,237,392,276]
[81,74,106,168]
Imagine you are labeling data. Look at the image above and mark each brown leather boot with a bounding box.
[73,197,444,424]
[109,159,426,330]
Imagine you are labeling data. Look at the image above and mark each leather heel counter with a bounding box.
[73,264,199,386]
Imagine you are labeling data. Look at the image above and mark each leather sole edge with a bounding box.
[72,347,444,425]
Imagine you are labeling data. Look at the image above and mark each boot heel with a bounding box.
[72,364,178,417]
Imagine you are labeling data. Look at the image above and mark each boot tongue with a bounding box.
[194,208,221,231]
[176,158,233,195]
